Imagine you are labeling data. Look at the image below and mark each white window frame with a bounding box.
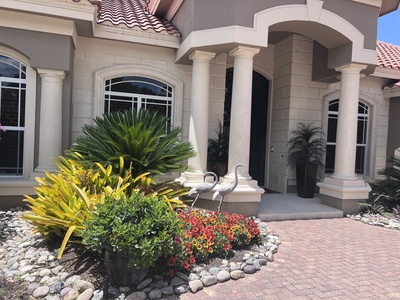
[322,90,378,180]
[93,65,183,128]
[0,47,36,179]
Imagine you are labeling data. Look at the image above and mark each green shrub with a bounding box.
[82,193,183,269]
[66,109,195,178]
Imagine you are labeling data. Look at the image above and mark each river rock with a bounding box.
[216,270,230,283]
[189,279,203,293]
[230,270,245,280]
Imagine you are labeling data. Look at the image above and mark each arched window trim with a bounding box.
[0,47,36,179]
[93,65,183,128]
[322,90,379,180]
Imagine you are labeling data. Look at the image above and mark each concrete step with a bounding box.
[257,193,344,222]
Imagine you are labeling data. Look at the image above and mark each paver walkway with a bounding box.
[179,218,400,299]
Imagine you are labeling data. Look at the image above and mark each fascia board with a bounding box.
[93,24,180,49]
[0,0,96,21]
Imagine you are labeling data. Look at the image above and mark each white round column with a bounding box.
[318,63,371,214]
[226,46,260,179]
[187,51,216,174]
[332,64,367,180]
[35,69,66,172]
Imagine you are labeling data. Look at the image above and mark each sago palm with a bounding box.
[66,109,195,178]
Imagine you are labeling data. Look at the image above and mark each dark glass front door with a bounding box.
[224,69,269,186]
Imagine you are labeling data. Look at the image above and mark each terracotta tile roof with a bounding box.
[96,0,180,36]
[377,41,400,71]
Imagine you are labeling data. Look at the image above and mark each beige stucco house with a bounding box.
[1,0,400,215]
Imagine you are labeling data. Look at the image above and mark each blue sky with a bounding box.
[378,9,400,45]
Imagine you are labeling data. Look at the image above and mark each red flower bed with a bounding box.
[166,209,260,276]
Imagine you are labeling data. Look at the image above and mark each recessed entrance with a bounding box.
[224,68,269,186]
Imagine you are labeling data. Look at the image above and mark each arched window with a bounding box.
[0,55,26,175]
[326,99,369,175]
[104,76,173,127]
[93,65,183,129]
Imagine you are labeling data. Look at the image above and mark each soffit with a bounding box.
[379,0,400,16]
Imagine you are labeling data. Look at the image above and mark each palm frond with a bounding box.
[66,109,195,178]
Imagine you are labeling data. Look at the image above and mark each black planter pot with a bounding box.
[296,163,318,198]
[104,247,149,287]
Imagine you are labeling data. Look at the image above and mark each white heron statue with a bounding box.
[189,172,218,209]
[212,163,246,213]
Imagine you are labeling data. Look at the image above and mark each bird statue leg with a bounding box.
[190,194,200,209]
[217,195,224,213]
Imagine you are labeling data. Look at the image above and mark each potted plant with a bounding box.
[82,192,182,286]
[207,120,229,177]
[287,122,326,198]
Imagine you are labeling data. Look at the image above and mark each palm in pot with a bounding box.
[287,122,326,198]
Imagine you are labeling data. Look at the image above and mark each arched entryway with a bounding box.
[224,68,269,186]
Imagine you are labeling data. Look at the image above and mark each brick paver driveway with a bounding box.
[179,218,400,299]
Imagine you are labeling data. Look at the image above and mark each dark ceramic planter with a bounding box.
[104,247,149,287]
[296,163,318,198]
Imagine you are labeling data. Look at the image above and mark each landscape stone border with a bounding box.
[347,213,400,230]
[0,208,280,300]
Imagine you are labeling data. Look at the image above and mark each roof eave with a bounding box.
[371,66,400,79]
[148,0,184,21]
[0,0,96,22]
[379,0,400,16]
[94,23,181,49]
[383,84,400,98]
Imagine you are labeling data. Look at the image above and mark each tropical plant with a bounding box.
[358,194,386,214]
[360,157,400,212]
[287,122,326,168]
[82,193,183,269]
[22,155,190,259]
[373,157,400,207]
[66,109,195,179]
[22,156,141,258]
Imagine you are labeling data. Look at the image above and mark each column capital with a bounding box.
[37,68,66,80]
[229,46,260,59]
[335,63,367,74]
[189,50,216,62]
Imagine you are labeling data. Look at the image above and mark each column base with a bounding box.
[191,178,264,217]
[177,171,210,187]
[317,176,371,215]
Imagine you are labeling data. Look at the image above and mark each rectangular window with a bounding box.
[0,55,26,176]
[325,100,369,175]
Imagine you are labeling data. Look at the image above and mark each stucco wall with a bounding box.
[173,0,378,51]
[0,27,73,164]
[71,37,226,145]
[0,27,73,71]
